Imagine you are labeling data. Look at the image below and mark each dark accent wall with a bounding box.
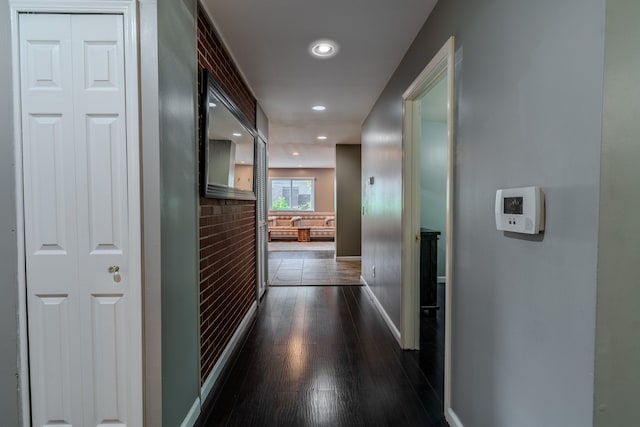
[197,4,257,386]
[197,4,256,127]
[335,145,362,257]
[361,0,605,425]
[0,2,20,425]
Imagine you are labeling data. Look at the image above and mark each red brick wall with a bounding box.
[197,3,256,127]
[197,3,257,385]
[199,200,256,381]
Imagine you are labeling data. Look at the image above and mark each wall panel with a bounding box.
[0,0,19,423]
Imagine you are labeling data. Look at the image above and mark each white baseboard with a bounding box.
[201,301,258,401]
[180,397,201,427]
[360,275,401,345]
[437,275,446,284]
[446,407,464,427]
[335,255,361,261]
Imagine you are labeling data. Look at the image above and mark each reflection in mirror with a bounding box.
[201,70,256,199]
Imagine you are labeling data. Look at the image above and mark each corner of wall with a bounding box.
[0,1,20,425]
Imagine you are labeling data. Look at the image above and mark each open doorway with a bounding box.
[267,171,336,254]
[401,36,455,420]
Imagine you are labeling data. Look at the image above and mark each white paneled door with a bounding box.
[19,14,142,426]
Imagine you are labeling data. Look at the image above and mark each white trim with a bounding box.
[10,0,138,13]
[401,36,456,417]
[402,40,452,100]
[10,5,29,423]
[443,37,456,416]
[138,1,163,425]
[360,275,401,345]
[401,37,453,350]
[446,408,464,427]
[335,255,361,261]
[400,91,422,350]
[10,2,143,426]
[201,302,258,401]
[180,397,201,427]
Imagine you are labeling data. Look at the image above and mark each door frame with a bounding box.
[400,36,455,416]
[10,1,142,425]
[256,135,269,301]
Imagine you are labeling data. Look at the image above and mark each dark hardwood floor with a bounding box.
[197,281,447,427]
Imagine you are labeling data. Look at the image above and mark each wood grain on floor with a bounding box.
[196,286,447,427]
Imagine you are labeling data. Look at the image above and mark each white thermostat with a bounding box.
[495,186,545,234]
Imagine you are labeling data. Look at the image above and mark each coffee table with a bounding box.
[297,227,311,242]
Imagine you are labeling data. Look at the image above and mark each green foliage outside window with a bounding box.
[271,196,290,210]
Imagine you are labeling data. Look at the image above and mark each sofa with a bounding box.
[268,211,335,241]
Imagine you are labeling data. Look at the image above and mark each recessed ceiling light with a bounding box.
[209,102,217,108]
[312,105,326,111]
[309,39,339,58]
[233,132,242,137]
[292,151,300,156]
[317,136,327,140]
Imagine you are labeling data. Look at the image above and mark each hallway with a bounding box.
[197,285,447,426]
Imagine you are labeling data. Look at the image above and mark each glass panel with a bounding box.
[291,179,313,211]
[269,179,314,211]
[201,70,256,200]
[271,179,291,210]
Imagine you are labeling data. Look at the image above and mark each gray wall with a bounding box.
[158,0,200,424]
[335,145,362,257]
[0,2,20,426]
[139,0,163,425]
[420,119,447,277]
[594,0,640,425]
[361,0,605,425]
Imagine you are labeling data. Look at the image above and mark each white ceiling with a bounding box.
[202,0,438,168]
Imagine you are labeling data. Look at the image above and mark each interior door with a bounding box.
[20,13,141,426]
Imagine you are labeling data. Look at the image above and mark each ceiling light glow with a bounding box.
[312,105,326,111]
[233,132,242,137]
[292,152,300,156]
[309,39,339,58]
[317,136,327,140]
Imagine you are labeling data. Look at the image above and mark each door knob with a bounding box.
[108,265,121,283]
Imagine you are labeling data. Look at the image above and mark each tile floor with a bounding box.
[268,241,335,251]
[268,251,361,286]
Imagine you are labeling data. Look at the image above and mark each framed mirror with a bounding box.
[200,69,257,200]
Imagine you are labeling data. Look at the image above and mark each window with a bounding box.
[270,178,314,211]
